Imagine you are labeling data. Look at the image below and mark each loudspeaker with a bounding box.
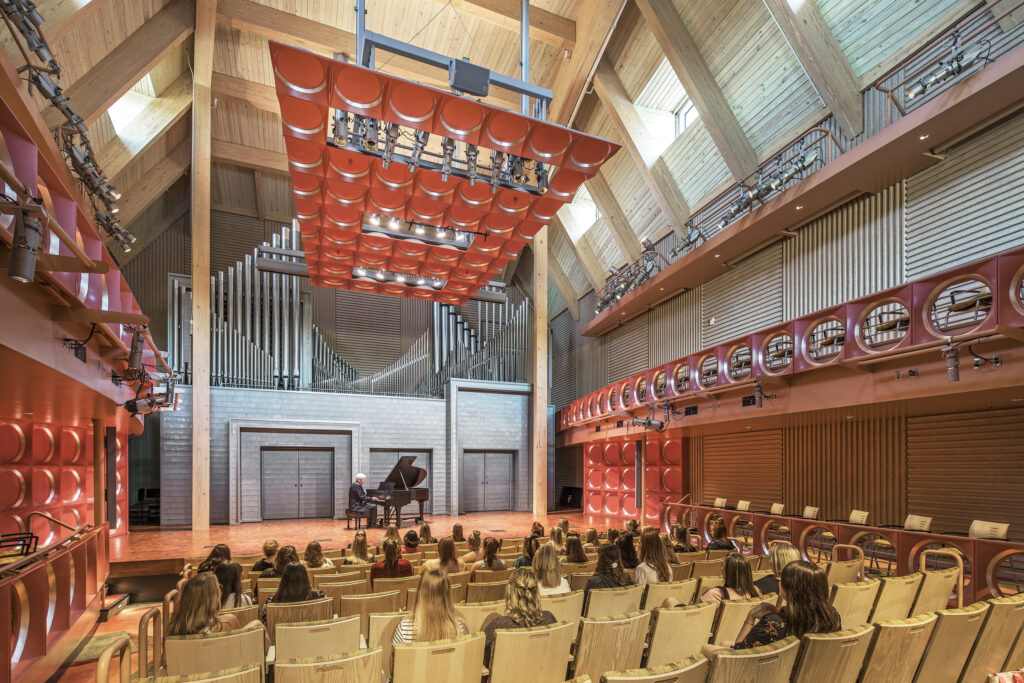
[559,486,583,508]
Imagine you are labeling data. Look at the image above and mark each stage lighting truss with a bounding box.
[594,245,667,315]
[906,32,991,101]
[351,265,444,290]
[270,42,620,305]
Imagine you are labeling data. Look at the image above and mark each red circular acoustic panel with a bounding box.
[621,441,637,467]
[274,48,327,96]
[622,493,638,517]
[587,469,603,489]
[485,112,530,153]
[61,469,83,503]
[494,189,531,217]
[325,181,366,207]
[373,161,413,191]
[604,492,621,515]
[548,169,586,202]
[526,124,571,163]
[605,469,621,489]
[367,188,406,214]
[662,467,682,493]
[603,442,620,466]
[387,81,436,127]
[0,468,26,508]
[31,425,54,463]
[646,499,662,522]
[32,468,56,504]
[439,96,485,140]
[325,206,362,229]
[566,137,613,173]
[280,97,326,137]
[408,197,444,224]
[0,512,25,535]
[646,440,662,466]
[60,429,82,464]
[0,422,26,463]
[333,66,384,114]
[328,149,372,182]
[446,206,483,230]
[586,444,601,465]
[588,492,604,514]
[662,440,683,465]
[622,467,636,491]
[646,467,661,491]
[415,171,457,200]
[456,180,493,208]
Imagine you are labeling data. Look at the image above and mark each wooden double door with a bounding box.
[261,448,333,520]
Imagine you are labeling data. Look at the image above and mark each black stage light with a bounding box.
[8,210,40,283]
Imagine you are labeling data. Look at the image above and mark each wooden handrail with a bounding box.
[26,510,77,531]
[920,548,964,608]
[832,544,866,581]
[138,606,163,678]
[95,636,132,682]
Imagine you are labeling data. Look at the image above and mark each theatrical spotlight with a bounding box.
[535,161,548,194]
[941,338,960,383]
[907,42,988,100]
[382,123,400,168]
[332,110,349,147]
[771,149,819,191]
[441,137,456,181]
[127,327,145,372]
[669,223,703,259]
[466,143,479,184]
[715,188,753,232]
[8,210,40,283]
[631,416,665,431]
[123,396,158,417]
[408,130,429,171]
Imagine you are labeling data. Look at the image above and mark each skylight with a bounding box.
[106,75,155,134]
[634,57,699,154]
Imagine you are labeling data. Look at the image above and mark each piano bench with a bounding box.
[345,510,371,530]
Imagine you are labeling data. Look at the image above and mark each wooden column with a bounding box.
[191,0,217,531]
[532,227,549,518]
[639,438,647,525]
[92,418,105,527]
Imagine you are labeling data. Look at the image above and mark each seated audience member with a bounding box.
[169,573,268,652]
[659,533,677,566]
[344,530,374,565]
[371,538,413,584]
[451,523,466,543]
[671,524,698,553]
[635,532,671,587]
[706,520,738,551]
[583,528,599,552]
[470,537,506,574]
[419,523,436,545]
[562,535,589,567]
[461,530,483,564]
[422,537,465,573]
[402,530,420,555]
[756,542,801,596]
[606,528,620,546]
[533,542,571,595]
[616,534,640,570]
[701,560,840,657]
[215,561,251,609]
[584,544,633,595]
[380,523,401,550]
[261,562,326,622]
[699,552,762,603]
[514,536,540,568]
[558,518,570,536]
[259,545,298,579]
[197,543,231,573]
[624,519,640,538]
[549,527,566,555]
[483,568,557,650]
[394,569,468,644]
[530,521,545,539]
[302,541,334,569]
[252,539,278,572]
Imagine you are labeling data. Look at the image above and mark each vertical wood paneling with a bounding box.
[700,430,784,509]
[701,244,783,346]
[783,182,905,319]
[905,112,1024,279]
[210,210,266,274]
[649,288,702,365]
[575,293,608,395]
[122,214,190,349]
[551,310,577,409]
[907,407,1024,540]
[605,313,650,383]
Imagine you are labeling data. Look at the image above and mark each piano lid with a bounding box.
[383,455,427,490]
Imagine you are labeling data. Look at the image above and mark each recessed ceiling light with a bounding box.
[919,134,930,140]
[714,253,720,259]
[659,287,664,291]
[796,205,804,210]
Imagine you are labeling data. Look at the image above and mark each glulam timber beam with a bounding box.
[764,0,863,138]
[52,307,149,324]
[592,57,690,239]
[211,138,288,174]
[551,214,604,293]
[41,0,194,129]
[549,0,626,125]
[531,226,549,518]
[549,256,579,320]
[586,172,642,263]
[211,72,280,115]
[987,0,1024,30]
[635,0,757,180]
[432,0,575,50]
[116,139,191,225]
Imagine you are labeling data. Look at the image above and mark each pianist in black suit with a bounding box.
[349,474,382,527]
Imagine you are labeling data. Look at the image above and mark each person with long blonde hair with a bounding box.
[549,526,565,554]
[302,541,333,568]
[483,568,557,648]
[380,523,401,549]
[583,528,599,553]
[419,523,436,544]
[371,538,413,585]
[345,530,374,565]
[168,573,268,651]
[532,542,570,595]
[422,537,466,573]
[393,569,468,644]
[635,531,671,586]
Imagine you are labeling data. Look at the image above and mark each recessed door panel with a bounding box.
[298,450,333,518]
[262,450,299,520]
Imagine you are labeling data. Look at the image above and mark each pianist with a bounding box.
[349,474,383,527]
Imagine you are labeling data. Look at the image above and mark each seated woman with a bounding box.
[671,524,699,554]
[302,541,334,569]
[261,562,326,622]
[484,569,557,650]
[470,537,506,575]
[561,535,589,569]
[549,527,565,555]
[533,542,570,595]
[701,560,840,658]
[605,529,620,546]
[706,520,738,551]
[699,552,762,603]
[419,523,436,545]
[557,518,570,536]
[451,523,466,543]
[659,533,678,566]
[344,530,374,565]
[422,537,465,573]
[755,542,801,596]
[530,521,545,539]
[256,545,298,600]
[616,535,640,570]
[624,520,641,538]
[251,539,277,573]
[169,573,269,653]
[513,536,539,569]
[371,538,413,584]
[583,528,600,553]
[214,561,251,609]
[584,544,633,595]
[394,569,468,644]
[402,530,420,555]
[634,532,671,587]
[197,543,231,573]
[378,524,401,552]
[460,530,484,564]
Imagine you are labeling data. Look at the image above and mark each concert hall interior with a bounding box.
[3,0,1024,681]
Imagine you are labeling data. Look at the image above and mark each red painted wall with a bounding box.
[584,435,688,526]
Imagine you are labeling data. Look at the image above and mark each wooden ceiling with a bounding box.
[3,0,985,317]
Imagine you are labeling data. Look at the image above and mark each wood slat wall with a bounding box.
[701,243,784,347]
[663,119,732,206]
[907,407,1024,540]
[551,310,577,409]
[605,313,650,384]
[699,430,784,510]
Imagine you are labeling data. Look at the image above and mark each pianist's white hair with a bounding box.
[355,473,367,481]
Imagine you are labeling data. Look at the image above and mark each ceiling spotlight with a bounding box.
[369,214,381,226]
[535,162,549,194]
[907,43,987,100]
[375,270,386,281]
[127,328,144,372]
[388,216,401,230]
[417,276,426,286]
[332,110,350,147]
[436,228,447,239]
[354,266,366,277]
[919,134,930,141]
[414,224,426,235]
[454,232,466,243]
[440,137,456,181]
[362,116,379,151]
[431,278,443,289]
[941,338,960,383]
[408,130,429,171]
[771,149,820,191]
[466,143,479,185]
[382,123,400,168]
[490,151,504,193]
[395,273,406,283]
[8,211,41,283]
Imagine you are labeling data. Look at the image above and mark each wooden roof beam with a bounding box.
[592,57,690,239]
[433,0,575,50]
[764,0,863,138]
[635,0,758,180]
[211,138,289,175]
[41,0,194,129]
[552,213,605,293]
[211,72,280,115]
[549,257,579,320]
[586,172,642,263]
[117,139,191,224]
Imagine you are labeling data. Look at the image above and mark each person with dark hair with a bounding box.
[451,523,466,542]
[624,520,640,538]
[302,541,333,568]
[671,524,698,553]
[422,538,465,573]
[513,536,540,568]
[562,535,588,566]
[635,532,671,587]
[584,544,633,595]
[256,544,299,600]
[702,560,841,656]
[402,529,420,555]
[583,528,600,553]
[214,561,251,608]
[371,538,413,585]
[530,521,545,539]
[252,539,278,572]
[470,537,505,574]
[700,552,762,603]
[261,563,325,622]
[197,544,231,573]
[706,520,737,551]
[170,573,268,654]
[616,534,640,570]
[606,528,620,546]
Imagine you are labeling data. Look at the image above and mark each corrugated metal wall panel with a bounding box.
[783,182,905,319]
[649,288,702,365]
[689,434,703,504]
[548,276,567,316]
[210,211,267,275]
[663,120,732,205]
[907,407,1024,541]
[905,112,1024,278]
[551,309,577,409]
[700,430,783,510]
[335,290,403,376]
[553,446,583,508]
[701,244,783,346]
[783,408,906,526]
[122,213,190,349]
[575,293,607,395]
[310,285,337,351]
[400,298,431,349]
[605,313,650,384]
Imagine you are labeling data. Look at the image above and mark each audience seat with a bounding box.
[690,559,724,578]
[321,579,372,614]
[641,578,698,609]
[455,599,504,633]
[339,590,401,639]
[869,573,924,622]
[392,632,487,683]
[583,584,645,619]
[265,597,332,645]
[274,615,361,660]
[96,635,133,682]
[910,566,960,615]
[824,555,864,588]
[367,611,405,682]
[275,647,382,683]
[645,603,716,667]
[572,611,652,683]
[465,581,507,603]
[137,664,263,682]
[256,578,282,608]
[312,570,360,588]
[541,590,586,630]
[959,593,1024,682]
[137,606,162,678]
[711,593,778,645]
[373,575,420,602]
[569,573,594,592]
[859,613,938,683]
[489,621,577,683]
[914,601,989,682]
[706,635,800,682]
[831,579,881,629]
[472,568,515,583]
[164,623,266,677]
[599,656,708,683]
[704,550,730,561]
[790,623,874,683]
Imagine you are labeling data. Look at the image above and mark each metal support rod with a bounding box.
[521,0,529,115]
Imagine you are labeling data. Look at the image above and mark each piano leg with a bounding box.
[416,500,425,523]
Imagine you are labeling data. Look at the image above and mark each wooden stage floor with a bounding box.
[109,511,632,562]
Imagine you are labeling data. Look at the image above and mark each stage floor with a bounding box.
[109,511,632,562]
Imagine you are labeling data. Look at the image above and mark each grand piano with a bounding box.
[367,456,429,528]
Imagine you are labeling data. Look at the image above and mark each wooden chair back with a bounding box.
[373,575,420,603]
[162,586,180,650]
[137,606,162,678]
[139,666,262,682]
[471,567,514,583]
[707,635,800,683]
[569,573,593,592]
[583,584,644,619]
[959,594,1024,682]
[221,604,259,627]
[670,562,694,580]
[337,563,372,579]
[447,570,471,587]
[274,647,382,683]
[573,611,652,683]
[540,590,585,630]
[465,580,507,603]
[455,599,505,633]
[392,633,486,683]
[770,503,784,515]
[96,636,132,682]
[696,576,724,597]
[736,500,750,512]
[600,656,708,683]
[848,509,869,524]
[825,558,863,588]
[646,603,717,667]
[320,579,370,614]
[164,624,266,676]
[690,559,724,578]
[911,567,960,616]
[791,623,874,683]
[713,497,727,508]
[744,554,763,569]
[869,573,924,623]
[266,597,332,645]
[903,514,932,532]
[712,593,778,645]
[642,578,698,609]
[312,571,362,588]
[751,570,773,583]
[913,601,989,682]
[704,550,730,561]
[489,621,577,683]
[562,560,597,576]
[915,548,964,612]
[860,613,937,683]
[802,506,819,520]
[338,590,401,639]
[830,579,880,629]
[403,551,422,563]
[256,578,281,608]
[368,612,405,682]
[305,566,338,577]
[968,519,1009,539]
[275,615,361,660]
[322,548,343,560]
